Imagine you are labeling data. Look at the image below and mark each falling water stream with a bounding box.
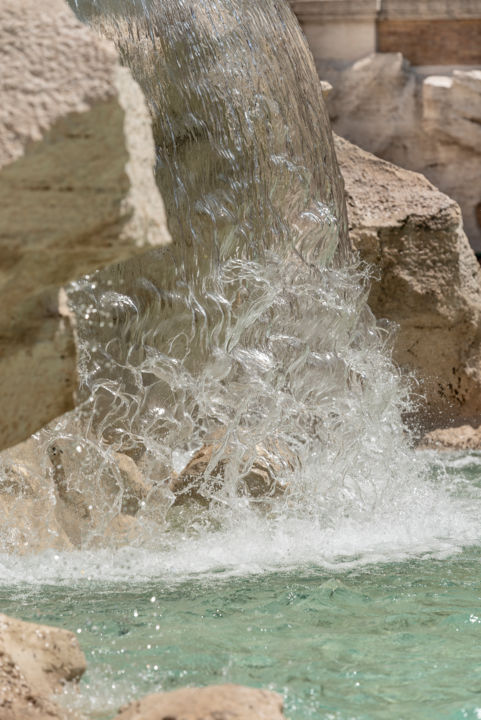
[2,1,481,718]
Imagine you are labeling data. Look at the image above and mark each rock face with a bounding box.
[0,613,86,720]
[320,54,481,252]
[335,135,481,428]
[0,0,170,450]
[114,684,287,720]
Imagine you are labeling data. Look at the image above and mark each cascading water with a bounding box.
[5,3,481,719]
[1,0,481,575]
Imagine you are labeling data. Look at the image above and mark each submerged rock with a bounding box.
[0,613,86,720]
[0,0,170,451]
[170,437,293,505]
[114,684,287,720]
[335,135,481,429]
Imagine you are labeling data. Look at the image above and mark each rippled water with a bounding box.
[3,477,481,720]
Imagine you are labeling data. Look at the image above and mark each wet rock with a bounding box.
[114,684,287,720]
[419,424,481,451]
[0,0,170,451]
[335,135,481,429]
[0,437,73,553]
[170,438,292,505]
[0,613,86,720]
[0,434,151,552]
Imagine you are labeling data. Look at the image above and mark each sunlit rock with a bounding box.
[0,433,151,551]
[0,613,86,720]
[419,424,481,450]
[114,684,287,720]
[320,54,481,252]
[336,135,481,429]
[0,0,170,451]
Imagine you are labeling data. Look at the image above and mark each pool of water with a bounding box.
[2,451,481,720]
[2,550,481,719]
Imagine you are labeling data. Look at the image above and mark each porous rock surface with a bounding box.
[335,135,481,429]
[0,0,170,450]
[113,684,287,720]
[0,613,86,720]
[321,54,481,252]
[419,424,481,450]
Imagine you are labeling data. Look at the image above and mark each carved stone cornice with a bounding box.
[379,0,481,19]
[288,0,380,22]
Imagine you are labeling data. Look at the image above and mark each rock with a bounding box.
[319,53,481,252]
[0,436,73,553]
[0,0,170,450]
[170,436,292,505]
[114,684,287,720]
[0,613,86,720]
[335,134,481,428]
[419,424,481,450]
[0,432,151,552]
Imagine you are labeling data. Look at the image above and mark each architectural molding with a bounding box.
[289,1,379,23]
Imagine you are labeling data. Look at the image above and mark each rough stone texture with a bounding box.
[320,54,481,252]
[335,135,481,428]
[0,0,170,451]
[0,613,86,720]
[0,432,150,552]
[419,424,481,450]
[114,684,287,720]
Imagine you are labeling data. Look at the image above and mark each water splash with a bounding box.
[0,0,472,571]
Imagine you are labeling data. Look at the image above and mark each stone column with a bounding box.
[289,0,380,63]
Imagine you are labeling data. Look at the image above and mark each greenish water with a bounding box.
[3,548,481,720]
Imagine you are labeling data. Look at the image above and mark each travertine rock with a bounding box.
[0,0,170,450]
[171,439,292,505]
[321,54,481,252]
[114,684,287,720]
[0,613,86,720]
[335,135,481,428]
[0,433,150,552]
[419,424,481,450]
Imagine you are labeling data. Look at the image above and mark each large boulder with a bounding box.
[114,684,287,720]
[335,135,481,429]
[0,0,170,450]
[320,53,481,252]
[0,613,86,720]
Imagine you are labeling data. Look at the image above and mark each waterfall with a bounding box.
[3,0,470,576]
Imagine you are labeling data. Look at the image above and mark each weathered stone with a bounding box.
[170,436,292,505]
[0,436,73,554]
[0,613,86,720]
[0,432,151,552]
[320,54,481,252]
[0,0,170,450]
[335,135,481,428]
[114,684,287,720]
[419,424,481,450]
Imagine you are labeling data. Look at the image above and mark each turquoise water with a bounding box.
[3,548,481,718]
[2,451,481,719]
